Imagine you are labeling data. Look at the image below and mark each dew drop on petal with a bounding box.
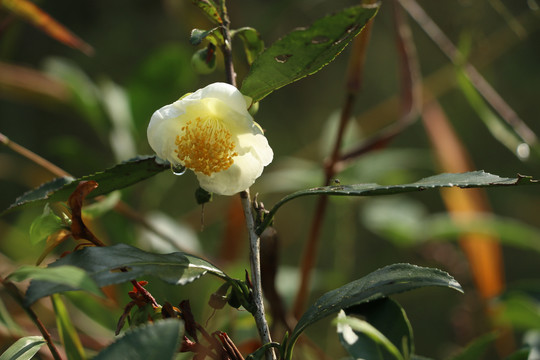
[171,164,187,176]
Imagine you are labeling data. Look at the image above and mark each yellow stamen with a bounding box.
[175,117,238,176]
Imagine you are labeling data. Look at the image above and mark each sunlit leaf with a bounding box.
[8,265,102,298]
[240,4,378,102]
[29,204,65,245]
[345,298,414,359]
[94,319,183,360]
[1,0,93,55]
[232,27,264,65]
[284,263,462,359]
[1,155,169,216]
[51,294,86,360]
[190,28,223,46]
[258,171,538,234]
[191,0,222,25]
[0,336,45,360]
[25,244,227,305]
[336,310,404,360]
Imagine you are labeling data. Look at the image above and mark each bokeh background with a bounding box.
[1,0,539,358]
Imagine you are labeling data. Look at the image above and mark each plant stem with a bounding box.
[292,18,375,319]
[240,190,275,360]
[0,277,63,360]
[217,3,274,358]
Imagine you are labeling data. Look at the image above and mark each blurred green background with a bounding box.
[1,0,540,359]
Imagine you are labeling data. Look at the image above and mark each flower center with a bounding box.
[175,116,238,176]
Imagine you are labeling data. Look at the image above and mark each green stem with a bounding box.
[216,3,274,358]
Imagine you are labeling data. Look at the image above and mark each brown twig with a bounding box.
[214,3,273,358]
[398,0,538,148]
[337,0,421,166]
[0,276,63,360]
[0,132,71,178]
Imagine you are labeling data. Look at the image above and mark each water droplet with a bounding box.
[528,0,539,10]
[171,164,187,176]
[275,54,292,63]
[516,143,530,160]
[311,35,329,44]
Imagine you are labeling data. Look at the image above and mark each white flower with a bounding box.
[147,82,273,196]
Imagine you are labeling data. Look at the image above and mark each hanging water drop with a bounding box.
[171,163,187,176]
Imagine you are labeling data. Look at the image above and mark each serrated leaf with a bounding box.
[8,265,102,298]
[2,155,169,216]
[258,171,538,234]
[233,27,264,65]
[240,4,378,102]
[25,244,227,305]
[284,263,462,359]
[336,310,404,360]
[0,336,45,360]
[191,0,222,25]
[346,298,414,359]
[51,294,86,360]
[94,319,183,360]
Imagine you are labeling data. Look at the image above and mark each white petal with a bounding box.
[147,103,185,164]
[196,153,264,195]
[193,82,249,116]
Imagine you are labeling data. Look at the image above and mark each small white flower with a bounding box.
[147,82,273,195]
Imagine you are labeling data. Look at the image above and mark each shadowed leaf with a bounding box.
[24,244,226,305]
[284,263,461,359]
[258,171,538,234]
[94,319,183,360]
[240,4,379,101]
[1,155,169,216]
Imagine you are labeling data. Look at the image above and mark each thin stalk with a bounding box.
[1,277,63,360]
[0,132,71,178]
[399,0,538,148]
[240,190,274,359]
[292,14,375,320]
[216,4,274,358]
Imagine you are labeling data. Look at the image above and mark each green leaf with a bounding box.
[336,310,404,360]
[232,27,264,65]
[362,198,540,253]
[0,336,45,360]
[94,319,183,360]
[29,204,65,245]
[190,28,223,46]
[1,155,169,216]
[258,171,538,234]
[240,4,378,102]
[447,332,498,360]
[191,0,222,25]
[9,265,103,299]
[51,294,86,360]
[457,68,526,159]
[284,263,462,359]
[82,191,121,218]
[346,298,414,359]
[24,244,227,305]
[496,293,540,330]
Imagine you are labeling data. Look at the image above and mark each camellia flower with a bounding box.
[147,82,273,196]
